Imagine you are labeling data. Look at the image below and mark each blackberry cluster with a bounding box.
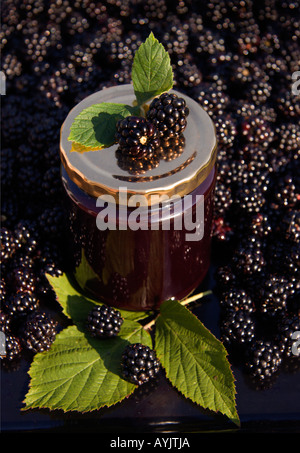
[86,305,123,339]
[1,335,22,362]
[121,343,160,385]
[245,340,283,388]
[19,312,58,354]
[146,92,189,140]
[115,93,190,173]
[115,116,160,159]
[5,292,39,318]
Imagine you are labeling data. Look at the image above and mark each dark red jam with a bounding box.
[61,164,216,311]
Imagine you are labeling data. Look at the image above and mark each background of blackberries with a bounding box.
[0,0,299,430]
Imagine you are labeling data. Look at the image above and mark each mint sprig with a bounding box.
[68,32,174,151]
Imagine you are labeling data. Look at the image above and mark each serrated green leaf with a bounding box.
[68,102,141,149]
[132,32,173,106]
[155,299,240,426]
[23,323,152,412]
[46,272,150,323]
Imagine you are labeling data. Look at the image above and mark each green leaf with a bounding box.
[132,32,173,106]
[23,323,152,412]
[155,299,240,426]
[46,272,150,324]
[68,102,141,149]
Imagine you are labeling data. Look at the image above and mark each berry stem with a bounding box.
[142,290,212,331]
[181,290,212,306]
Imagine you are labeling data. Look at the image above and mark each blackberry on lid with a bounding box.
[115,116,160,159]
[146,92,189,140]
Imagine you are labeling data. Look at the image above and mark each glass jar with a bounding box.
[60,85,217,311]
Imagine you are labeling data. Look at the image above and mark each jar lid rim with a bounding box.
[60,85,217,205]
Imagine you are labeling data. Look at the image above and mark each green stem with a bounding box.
[142,290,212,331]
[181,290,212,306]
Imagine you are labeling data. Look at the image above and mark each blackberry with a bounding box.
[278,314,299,355]
[109,32,142,64]
[111,64,132,86]
[17,144,41,168]
[173,57,202,92]
[239,116,275,148]
[214,115,237,149]
[0,196,20,230]
[220,309,256,350]
[156,134,185,161]
[276,88,300,120]
[28,115,60,151]
[5,292,39,318]
[214,181,233,217]
[265,239,297,277]
[38,205,65,239]
[271,173,299,210]
[1,96,29,146]
[155,15,189,57]
[86,305,123,339]
[258,275,291,318]
[279,210,300,244]
[20,312,58,354]
[144,0,168,20]
[0,148,15,189]
[247,77,272,106]
[116,149,160,175]
[232,237,266,276]
[14,219,39,251]
[220,288,255,314]
[229,59,269,91]
[275,123,300,160]
[17,165,43,198]
[194,28,226,59]
[115,116,160,159]
[0,227,18,262]
[121,343,160,385]
[44,144,60,167]
[245,339,283,384]
[1,334,22,362]
[42,167,63,201]
[7,266,36,294]
[146,92,189,140]
[249,213,273,239]
[259,32,281,55]
[0,310,11,334]
[212,216,234,243]
[0,279,6,304]
[234,182,266,215]
[215,265,237,292]
[191,82,228,119]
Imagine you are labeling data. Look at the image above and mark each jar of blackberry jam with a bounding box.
[60,85,217,311]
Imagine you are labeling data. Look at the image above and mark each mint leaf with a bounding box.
[68,102,141,149]
[23,323,152,412]
[46,272,150,323]
[155,299,240,426]
[132,32,173,106]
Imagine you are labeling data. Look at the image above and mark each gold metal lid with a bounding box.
[60,84,217,205]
